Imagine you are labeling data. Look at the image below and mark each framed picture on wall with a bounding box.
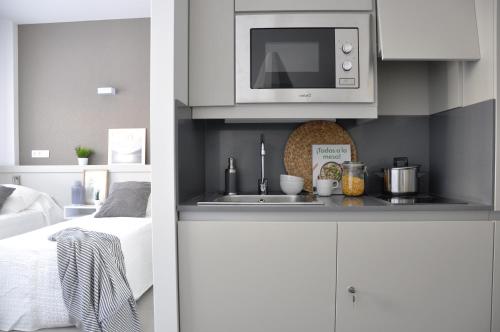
[108,128,146,165]
[83,169,109,204]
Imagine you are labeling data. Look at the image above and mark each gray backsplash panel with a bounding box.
[340,117,430,194]
[204,117,430,195]
[177,103,206,203]
[204,122,293,194]
[429,100,495,205]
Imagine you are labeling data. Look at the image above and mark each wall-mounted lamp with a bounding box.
[97,87,117,96]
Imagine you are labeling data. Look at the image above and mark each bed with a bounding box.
[0,185,63,240]
[0,215,153,332]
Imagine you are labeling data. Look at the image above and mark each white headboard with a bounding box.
[0,165,151,206]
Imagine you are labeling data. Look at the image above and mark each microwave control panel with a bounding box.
[335,29,359,89]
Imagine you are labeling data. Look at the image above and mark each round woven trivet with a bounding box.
[284,121,358,192]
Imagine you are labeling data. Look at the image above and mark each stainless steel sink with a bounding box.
[197,194,324,206]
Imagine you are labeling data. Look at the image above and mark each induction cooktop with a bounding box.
[377,194,468,205]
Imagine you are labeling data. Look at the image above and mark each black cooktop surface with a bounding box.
[377,194,468,205]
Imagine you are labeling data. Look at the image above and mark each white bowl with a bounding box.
[280,180,304,195]
[280,174,304,183]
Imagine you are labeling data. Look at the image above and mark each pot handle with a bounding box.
[393,157,409,167]
[374,171,384,178]
[417,171,427,178]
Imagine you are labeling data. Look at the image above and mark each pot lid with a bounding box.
[383,157,420,171]
[384,165,421,171]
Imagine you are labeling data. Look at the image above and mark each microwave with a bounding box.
[236,13,374,104]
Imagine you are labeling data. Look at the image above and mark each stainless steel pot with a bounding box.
[382,157,421,195]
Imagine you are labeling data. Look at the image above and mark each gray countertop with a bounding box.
[178,193,494,222]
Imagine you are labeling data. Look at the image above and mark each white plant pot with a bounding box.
[78,158,89,166]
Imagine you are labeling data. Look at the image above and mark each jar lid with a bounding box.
[342,161,365,168]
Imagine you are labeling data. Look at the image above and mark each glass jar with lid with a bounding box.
[342,161,367,197]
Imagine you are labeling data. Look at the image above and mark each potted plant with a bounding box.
[75,146,93,165]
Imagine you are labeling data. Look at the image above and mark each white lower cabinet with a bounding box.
[179,220,494,332]
[178,221,338,332]
[336,221,493,332]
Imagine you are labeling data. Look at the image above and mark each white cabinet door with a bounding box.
[178,221,337,332]
[377,0,480,60]
[337,221,493,332]
[189,0,234,106]
[235,0,372,12]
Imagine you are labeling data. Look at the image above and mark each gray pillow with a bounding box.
[95,181,151,218]
[0,186,16,210]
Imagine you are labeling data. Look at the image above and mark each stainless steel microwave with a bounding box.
[236,13,374,104]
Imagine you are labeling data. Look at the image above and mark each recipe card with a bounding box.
[312,144,351,194]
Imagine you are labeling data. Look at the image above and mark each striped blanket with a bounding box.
[49,228,141,332]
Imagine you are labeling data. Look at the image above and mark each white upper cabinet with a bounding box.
[377,0,480,60]
[235,0,373,12]
[189,0,234,106]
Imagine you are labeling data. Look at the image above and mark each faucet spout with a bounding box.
[258,134,268,195]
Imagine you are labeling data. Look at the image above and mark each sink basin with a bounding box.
[197,195,324,206]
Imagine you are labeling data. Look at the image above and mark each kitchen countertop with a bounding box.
[178,193,494,222]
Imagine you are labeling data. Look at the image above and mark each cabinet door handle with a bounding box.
[348,286,357,303]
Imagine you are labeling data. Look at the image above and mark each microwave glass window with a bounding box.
[250,28,336,89]
[264,42,320,72]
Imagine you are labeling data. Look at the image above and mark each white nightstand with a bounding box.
[64,205,98,220]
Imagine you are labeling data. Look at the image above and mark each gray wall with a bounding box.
[202,117,430,195]
[430,100,495,205]
[18,18,150,165]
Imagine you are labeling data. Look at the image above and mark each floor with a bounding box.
[6,288,154,332]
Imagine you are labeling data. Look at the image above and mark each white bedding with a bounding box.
[0,210,46,240]
[0,216,153,331]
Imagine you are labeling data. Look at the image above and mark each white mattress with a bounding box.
[0,210,46,240]
[0,216,153,331]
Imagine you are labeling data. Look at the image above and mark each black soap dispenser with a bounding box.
[225,157,238,195]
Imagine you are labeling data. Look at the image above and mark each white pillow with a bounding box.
[0,185,42,214]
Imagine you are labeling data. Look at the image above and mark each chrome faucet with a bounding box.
[258,134,268,195]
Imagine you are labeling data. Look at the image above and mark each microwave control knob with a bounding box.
[342,43,353,54]
[342,61,353,71]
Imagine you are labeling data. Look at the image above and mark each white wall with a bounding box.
[463,0,496,106]
[378,61,429,116]
[428,61,464,114]
[493,0,500,212]
[0,20,18,165]
[150,0,180,332]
